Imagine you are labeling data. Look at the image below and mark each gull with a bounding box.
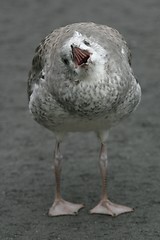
[28,22,141,217]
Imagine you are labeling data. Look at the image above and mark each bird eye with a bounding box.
[62,58,69,65]
[83,40,90,46]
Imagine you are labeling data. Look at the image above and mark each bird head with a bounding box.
[60,31,107,78]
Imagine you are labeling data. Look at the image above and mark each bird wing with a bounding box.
[27,38,46,100]
[27,29,61,100]
[98,24,132,65]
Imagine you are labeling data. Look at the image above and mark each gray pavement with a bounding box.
[0,0,160,239]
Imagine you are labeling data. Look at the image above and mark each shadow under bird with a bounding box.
[28,22,141,217]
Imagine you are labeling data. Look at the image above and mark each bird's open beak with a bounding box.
[71,45,90,66]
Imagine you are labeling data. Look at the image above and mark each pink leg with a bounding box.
[90,137,133,216]
[48,141,84,216]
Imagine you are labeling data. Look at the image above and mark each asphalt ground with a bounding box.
[0,0,160,239]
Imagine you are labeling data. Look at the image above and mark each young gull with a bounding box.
[28,22,141,216]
